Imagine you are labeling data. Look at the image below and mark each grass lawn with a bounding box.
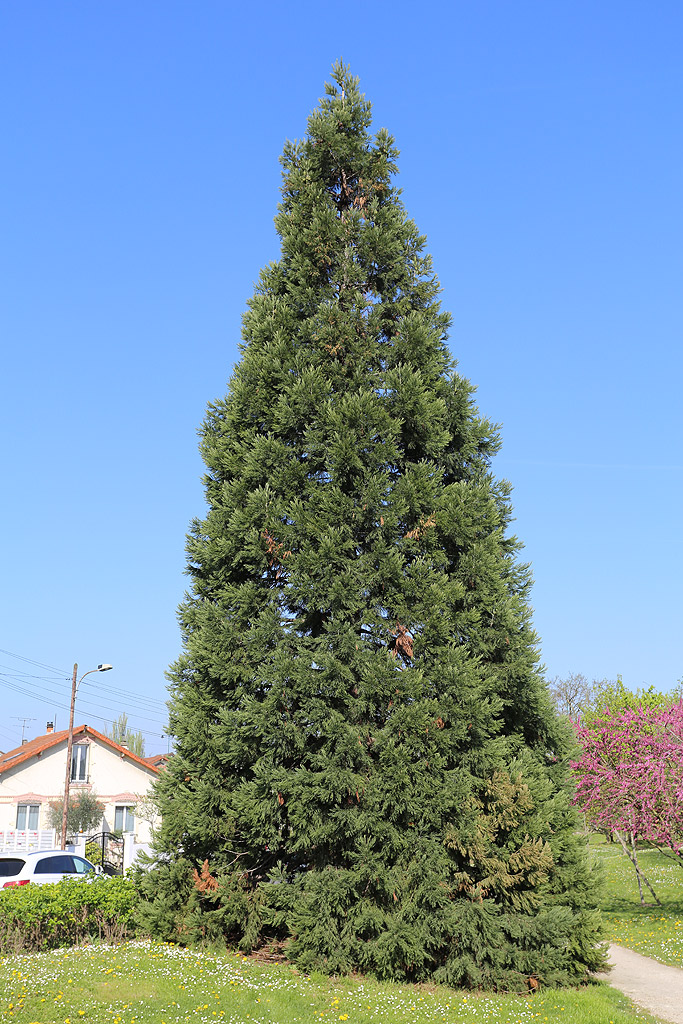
[590,834,683,966]
[0,940,662,1024]
[3,839,680,1024]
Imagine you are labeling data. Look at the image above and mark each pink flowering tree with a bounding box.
[572,702,683,903]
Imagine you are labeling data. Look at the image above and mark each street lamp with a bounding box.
[60,663,113,850]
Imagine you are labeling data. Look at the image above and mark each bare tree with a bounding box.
[133,793,160,833]
[549,673,600,721]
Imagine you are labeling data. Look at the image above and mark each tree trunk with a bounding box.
[614,830,660,905]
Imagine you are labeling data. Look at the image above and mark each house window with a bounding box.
[71,744,88,782]
[16,804,40,830]
[114,805,134,832]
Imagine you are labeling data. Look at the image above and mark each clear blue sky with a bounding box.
[2,1,681,753]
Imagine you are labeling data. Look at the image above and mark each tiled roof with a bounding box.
[144,752,170,768]
[0,725,160,776]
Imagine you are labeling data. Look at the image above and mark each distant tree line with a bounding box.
[549,671,678,724]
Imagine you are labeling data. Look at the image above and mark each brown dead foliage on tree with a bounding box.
[262,529,291,579]
[192,859,219,893]
[390,622,414,660]
[404,516,436,540]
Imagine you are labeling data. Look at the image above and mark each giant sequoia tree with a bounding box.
[148,64,605,988]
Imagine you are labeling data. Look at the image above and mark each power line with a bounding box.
[0,666,70,682]
[0,674,167,729]
[80,678,167,711]
[0,648,170,745]
[0,673,164,719]
[88,716,167,741]
[0,684,167,743]
[0,666,167,715]
[0,649,168,711]
[0,666,168,714]
[0,648,68,677]
[0,724,22,747]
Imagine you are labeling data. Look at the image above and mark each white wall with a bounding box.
[0,736,159,844]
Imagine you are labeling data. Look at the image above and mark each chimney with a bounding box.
[46,722,54,734]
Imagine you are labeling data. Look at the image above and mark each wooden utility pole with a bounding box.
[59,662,113,850]
[60,663,78,850]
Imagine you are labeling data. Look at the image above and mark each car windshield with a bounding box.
[0,858,25,877]
[72,857,94,874]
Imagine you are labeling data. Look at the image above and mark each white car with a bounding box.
[0,849,99,888]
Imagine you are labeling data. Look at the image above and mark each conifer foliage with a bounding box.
[149,63,605,987]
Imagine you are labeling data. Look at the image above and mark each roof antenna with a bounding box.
[12,717,36,744]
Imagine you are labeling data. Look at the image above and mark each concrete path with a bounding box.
[608,943,683,1023]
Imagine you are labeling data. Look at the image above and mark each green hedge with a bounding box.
[0,874,139,952]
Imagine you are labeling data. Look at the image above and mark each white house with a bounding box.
[0,723,162,845]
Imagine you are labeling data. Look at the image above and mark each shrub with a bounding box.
[0,874,139,952]
[85,841,103,866]
[134,857,274,951]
